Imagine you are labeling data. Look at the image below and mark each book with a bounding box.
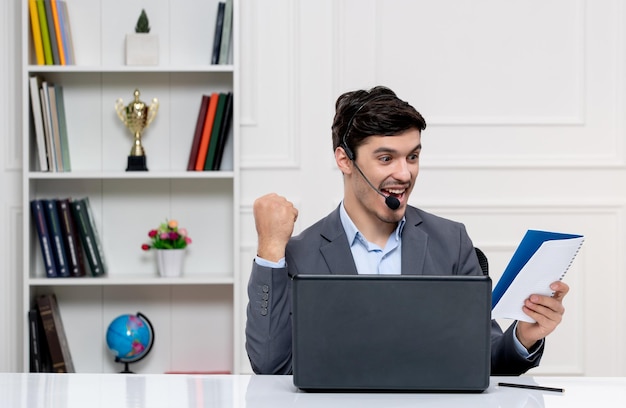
[187,95,211,171]
[28,0,45,65]
[491,230,584,323]
[35,0,53,65]
[29,76,49,171]
[218,0,233,64]
[212,92,233,170]
[47,85,64,172]
[44,0,60,65]
[59,1,75,65]
[36,293,75,373]
[70,197,107,277]
[194,93,219,170]
[211,2,226,64]
[56,198,86,277]
[28,308,52,372]
[42,199,70,277]
[31,199,57,277]
[49,0,66,65]
[55,85,71,171]
[204,93,227,170]
[40,82,57,171]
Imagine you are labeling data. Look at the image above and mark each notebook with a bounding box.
[291,274,492,392]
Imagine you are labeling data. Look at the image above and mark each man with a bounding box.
[245,86,569,375]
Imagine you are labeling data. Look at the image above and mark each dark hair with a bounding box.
[331,86,426,159]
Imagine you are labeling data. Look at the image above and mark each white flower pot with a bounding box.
[156,249,185,277]
[125,33,159,66]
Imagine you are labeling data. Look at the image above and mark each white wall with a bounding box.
[2,0,625,376]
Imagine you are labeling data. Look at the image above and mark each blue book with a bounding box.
[30,199,57,277]
[42,199,70,277]
[492,230,584,322]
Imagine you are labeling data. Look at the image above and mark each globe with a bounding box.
[106,312,154,373]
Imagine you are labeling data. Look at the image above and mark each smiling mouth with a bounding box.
[381,188,405,200]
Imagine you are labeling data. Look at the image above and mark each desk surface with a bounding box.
[1,374,625,408]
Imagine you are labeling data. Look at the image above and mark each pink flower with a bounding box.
[141,244,150,251]
[148,229,158,238]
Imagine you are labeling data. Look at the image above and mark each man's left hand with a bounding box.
[516,281,570,350]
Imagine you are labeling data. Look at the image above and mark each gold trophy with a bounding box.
[115,89,159,171]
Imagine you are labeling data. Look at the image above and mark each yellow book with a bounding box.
[36,0,53,65]
[28,0,45,65]
[50,0,65,65]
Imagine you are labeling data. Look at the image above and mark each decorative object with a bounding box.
[106,312,154,373]
[142,219,192,277]
[115,89,159,171]
[126,9,158,65]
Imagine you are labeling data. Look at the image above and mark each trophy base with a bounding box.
[126,156,148,171]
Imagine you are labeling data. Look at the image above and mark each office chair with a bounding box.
[474,247,489,276]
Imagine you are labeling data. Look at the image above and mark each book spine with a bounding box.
[49,0,65,65]
[218,0,233,64]
[56,198,86,277]
[59,1,75,64]
[47,85,64,172]
[28,309,42,372]
[195,93,219,170]
[211,2,226,64]
[30,199,57,277]
[42,199,70,277]
[55,85,71,171]
[44,0,60,65]
[70,198,106,276]
[29,76,49,171]
[35,0,53,65]
[187,95,211,171]
[212,92,233,170]
[40,82,57,171]
[204,93,227,170]
[36,294,69,372]
[28,0,45,65]
[83,197,107,276]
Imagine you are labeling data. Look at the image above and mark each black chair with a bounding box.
[474,247,489,276]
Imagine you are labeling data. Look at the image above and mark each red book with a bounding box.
[187,95,210,170]
[194,93,219,171]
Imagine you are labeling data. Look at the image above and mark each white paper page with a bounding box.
[492,236,583,323]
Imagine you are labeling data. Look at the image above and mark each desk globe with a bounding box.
[106,312,154,373]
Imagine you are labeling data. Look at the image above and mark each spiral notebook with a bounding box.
[492,230,584,323]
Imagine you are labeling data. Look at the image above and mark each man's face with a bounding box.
[344,128,421,226]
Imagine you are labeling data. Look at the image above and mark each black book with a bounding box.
[211,2,226,64]
[42,199,70,277]
[57,198,87,277]
[212,92,233,170]
[31,199,58,277]
[28,308,52,372]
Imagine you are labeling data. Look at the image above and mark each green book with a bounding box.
[55,86,71,171]
[70,197,107,277]
[204,93,227,170]
[36,0,53,65]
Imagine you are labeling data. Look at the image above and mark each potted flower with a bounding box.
[126,9,159,65]
[142,219,191,276]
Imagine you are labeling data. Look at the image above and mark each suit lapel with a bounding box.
[319,207,358,275]
[401,207,428,275]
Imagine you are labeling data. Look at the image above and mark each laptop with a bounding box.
[291,274,492,392]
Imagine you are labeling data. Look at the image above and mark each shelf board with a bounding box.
[27,275,235,286]
[27,171,235,180]
[27,65,235,74]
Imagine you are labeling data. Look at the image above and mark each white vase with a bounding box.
[156,249,185,277]
[125,33,159,65]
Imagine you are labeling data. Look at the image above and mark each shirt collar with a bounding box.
[339,201,406,246]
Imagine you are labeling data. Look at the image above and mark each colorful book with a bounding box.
[47,85,64,172]
[35,0,53,65]
[56,198,86,277]
[218,0,233,64]
[194,93,219,170]
[55,86,71,171]
[29,76,49,171]
[70,197,107,277]
[28,0,45,65]
[49,0,65,65]
[204,93,227,170]
[31,199,57,278]
[42,199,70,277]
[44,0,60,65]
[212,92,233,170]
[36,293,75,373]
[59,1,75,65]
[211,2,226,64]
[187,95,211,171]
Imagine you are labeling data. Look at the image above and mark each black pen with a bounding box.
[498,382,564,393]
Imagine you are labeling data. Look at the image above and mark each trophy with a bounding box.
[115,89,159,171]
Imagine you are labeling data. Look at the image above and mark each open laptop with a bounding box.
[291,274,492,392]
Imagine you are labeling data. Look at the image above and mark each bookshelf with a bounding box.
[21,0,239,373]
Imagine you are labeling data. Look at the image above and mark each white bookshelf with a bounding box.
[21,0,240,373]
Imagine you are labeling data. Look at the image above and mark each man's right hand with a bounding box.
[253,193,298,263]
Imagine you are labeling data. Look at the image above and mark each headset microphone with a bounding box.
[350,155,401,210]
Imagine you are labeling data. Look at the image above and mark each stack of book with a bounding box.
[211,0,234,65]
[29,293,74,373]
[28,0,75,65]
[31,197,107,279]
[187,92,234,171]
[29,75,71,172]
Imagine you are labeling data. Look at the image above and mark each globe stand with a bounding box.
[116,358,135,374]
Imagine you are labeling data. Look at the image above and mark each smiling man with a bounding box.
[245,86,569,376]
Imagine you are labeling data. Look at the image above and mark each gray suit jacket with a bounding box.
[245,205,543,375]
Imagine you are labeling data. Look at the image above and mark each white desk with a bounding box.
[0,374,624,408]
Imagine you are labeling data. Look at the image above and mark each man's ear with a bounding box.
[335,146,353,175]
